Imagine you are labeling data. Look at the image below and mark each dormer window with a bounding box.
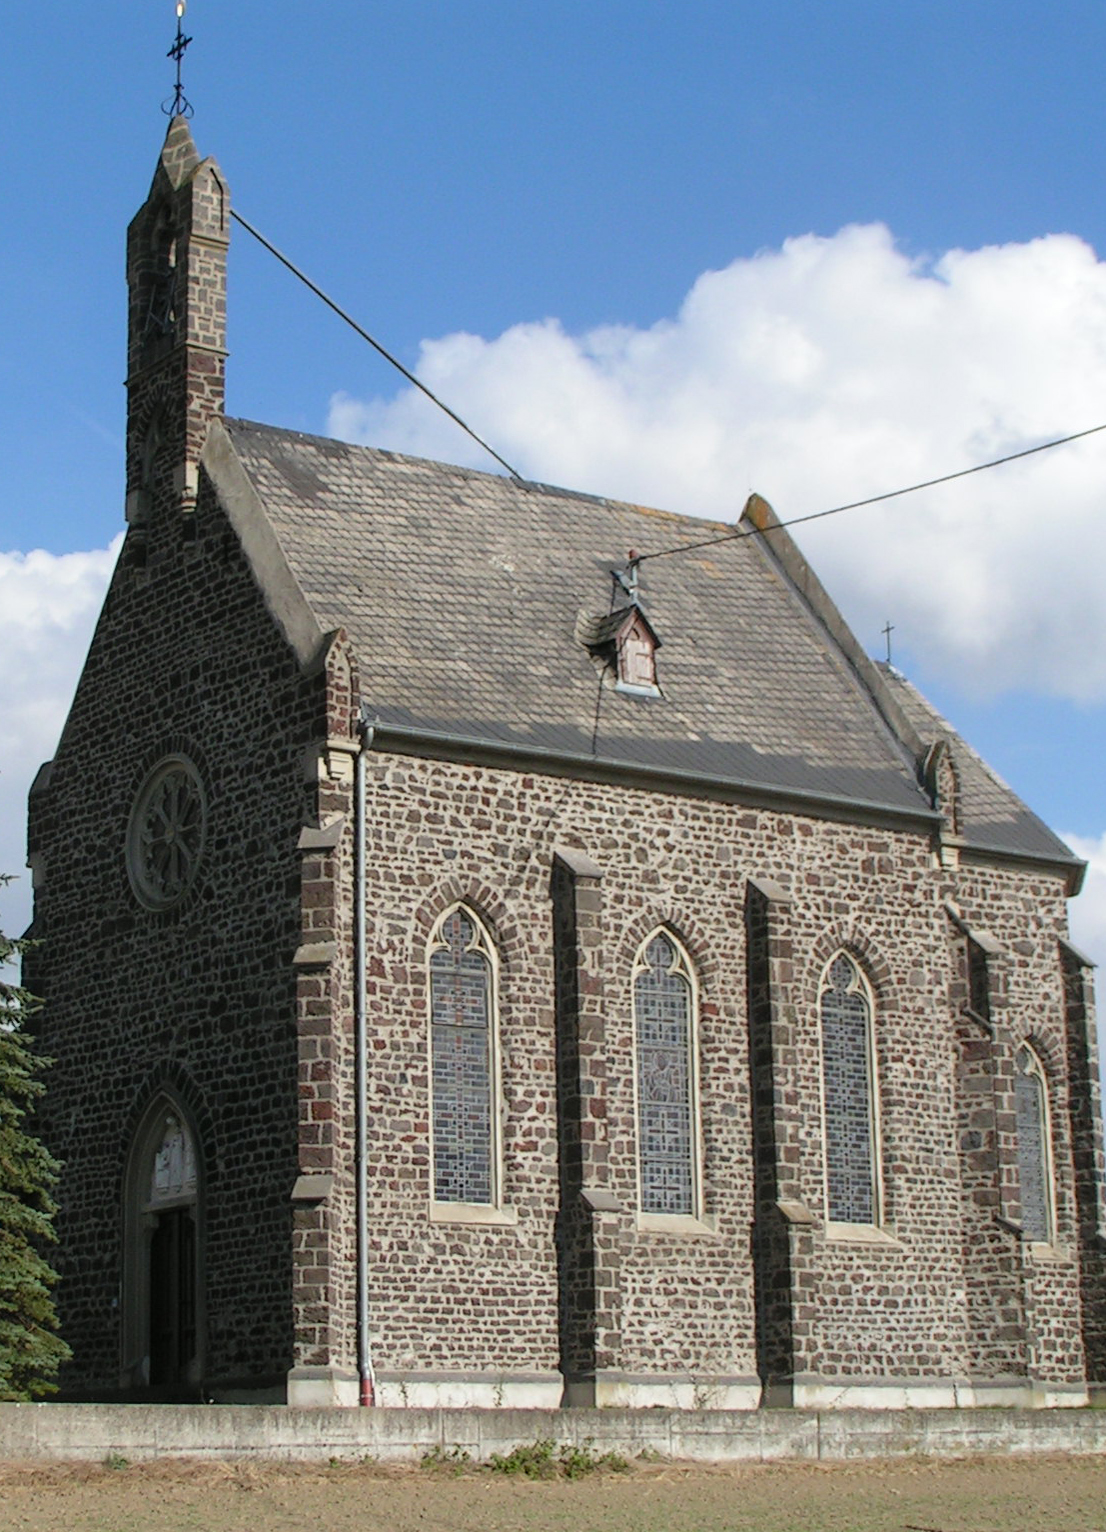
[577,605,662,698]
[618,610,660,694]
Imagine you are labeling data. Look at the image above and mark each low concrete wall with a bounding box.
[3,1404,1106,1465]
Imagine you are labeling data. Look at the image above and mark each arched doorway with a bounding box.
[123,1098,203,1397]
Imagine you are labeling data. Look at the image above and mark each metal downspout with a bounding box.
[356,711,375,1405]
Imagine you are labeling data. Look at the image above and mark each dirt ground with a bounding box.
[0,1454,1103,1532]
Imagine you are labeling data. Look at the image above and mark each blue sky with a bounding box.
[2,1,1106,957]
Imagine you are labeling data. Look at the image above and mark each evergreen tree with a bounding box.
[0,878,70,1398]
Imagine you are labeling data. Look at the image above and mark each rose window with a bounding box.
[127,756,207,910]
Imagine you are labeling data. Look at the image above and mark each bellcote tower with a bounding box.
[125,116,229,538]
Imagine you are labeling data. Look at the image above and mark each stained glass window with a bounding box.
[1015,1045,1053,1243]
[821,953,878,1224]
[430,908,496,1204]
[148,1113,197,1205]
[634,932,697,1216]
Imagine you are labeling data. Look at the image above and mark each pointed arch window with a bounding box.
[820,952,881,1225]
[633,930,700,1217]
[123,1097,203,1394]
[1015,1044,1055,1244]
[429,906,499,1206]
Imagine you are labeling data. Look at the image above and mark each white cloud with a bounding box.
[0,539,120,944]
[1065,832,1106,978]
[331,223,1106,703]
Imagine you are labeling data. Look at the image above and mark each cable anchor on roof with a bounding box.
[612,550,642,606]
[162,1,194,119]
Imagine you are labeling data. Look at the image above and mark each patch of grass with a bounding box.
[486,1438,629,1479]
[558,1440,630,1479]
[487,1439,559,1479]
[103,1452,129,1472]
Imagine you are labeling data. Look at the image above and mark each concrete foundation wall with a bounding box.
[3,1403,1106,1466]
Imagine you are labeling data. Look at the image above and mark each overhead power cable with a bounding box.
[635,420,1106,565]
[230,209,525,482]
[227,206,1106,553]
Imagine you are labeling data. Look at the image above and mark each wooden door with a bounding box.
[149,1207,196,1391]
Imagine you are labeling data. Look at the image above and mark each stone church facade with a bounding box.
[26,119,1106,1409]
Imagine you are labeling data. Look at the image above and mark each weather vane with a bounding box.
[163,1,194,119]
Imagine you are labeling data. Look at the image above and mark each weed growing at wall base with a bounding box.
[419,1444,473,1474]
[487,1439,630,1479]
[422,1438,630,1478]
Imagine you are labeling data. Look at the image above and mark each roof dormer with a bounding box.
[577,605,663,697]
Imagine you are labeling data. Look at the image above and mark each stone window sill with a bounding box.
[1027,1239,1069,1263]
[635,1211,719,1237]
[824,1221,903,1249]
[429,1201,518,1227]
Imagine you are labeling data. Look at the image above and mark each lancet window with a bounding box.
[633,930,700,1217]
[429,906,499,1205]
[1015,1043,1054,1244]
[820,952,880,1225]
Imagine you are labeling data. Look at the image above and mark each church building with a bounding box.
[26,118,1106,1409]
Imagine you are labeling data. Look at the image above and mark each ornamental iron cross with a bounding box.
[163,1,194,119]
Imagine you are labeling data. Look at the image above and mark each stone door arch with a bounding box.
[122,1094,205,1397]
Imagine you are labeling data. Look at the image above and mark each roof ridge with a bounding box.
[222,416,732,538]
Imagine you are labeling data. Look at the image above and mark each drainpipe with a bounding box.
[355,707,376,1405]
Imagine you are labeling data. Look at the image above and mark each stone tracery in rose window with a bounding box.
[127,755,207,910]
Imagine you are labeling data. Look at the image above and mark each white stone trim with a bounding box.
[429,1201,518,1227]
[373,1372,563,1410]
[789,1375,1090,1410]
[823,1221,903,1248]
[634,1211,719,1236]
[1025,1240,1070,1262]
[286,1365,359,1408]
[586,1374,761,1410]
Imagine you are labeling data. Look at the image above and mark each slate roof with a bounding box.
[221,417,1079,872]
[576,605,658,652]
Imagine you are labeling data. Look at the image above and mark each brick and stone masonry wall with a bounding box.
[27,468,325,1398]
[28,116,317,1397]
[322,744,1090,1401]
[953,860,1088,1390]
